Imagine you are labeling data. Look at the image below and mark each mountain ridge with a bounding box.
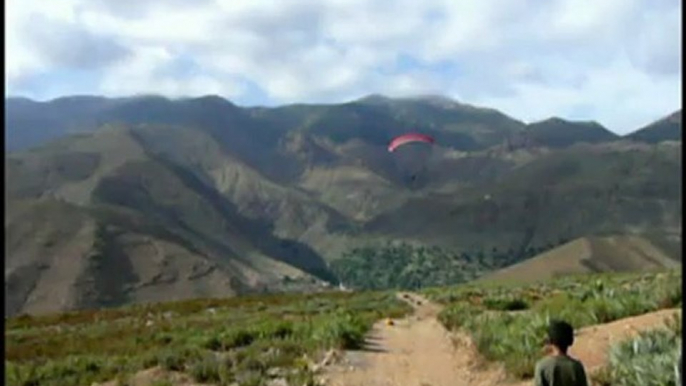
[7,94,678,146]
[5,95,681,316]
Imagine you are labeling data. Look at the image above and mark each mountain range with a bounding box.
[5,94,681,316]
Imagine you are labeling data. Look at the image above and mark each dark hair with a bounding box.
[547,320,574,351]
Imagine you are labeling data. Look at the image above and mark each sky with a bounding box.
[5,0,682,134]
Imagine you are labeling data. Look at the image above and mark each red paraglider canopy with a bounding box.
[387,133,435,152]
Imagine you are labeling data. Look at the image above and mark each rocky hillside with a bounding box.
[4,95,681,315]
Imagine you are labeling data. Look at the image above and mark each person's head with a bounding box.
[545,320,575,354]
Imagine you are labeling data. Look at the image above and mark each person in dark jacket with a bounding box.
[534,320,588,386]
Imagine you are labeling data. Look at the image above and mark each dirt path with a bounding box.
[322,292,513,386]
[322,292,681,386]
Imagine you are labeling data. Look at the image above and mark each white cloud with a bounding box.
[6,0,48,84]
[5,0,682,134]
[98,46,245,98]
[475,57,681,132]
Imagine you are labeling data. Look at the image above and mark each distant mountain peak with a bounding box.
[182,94,238,108]
[357,94,392,104]
[535,116,603,127]
[537,117,567,124]
[404,94,457,103]
[357,93,459,106]
[122,94,170,101]
[182,94,228,102]
[525,116,617,148]
[52,95,109,102]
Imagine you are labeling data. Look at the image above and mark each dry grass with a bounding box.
[6,290,412,386]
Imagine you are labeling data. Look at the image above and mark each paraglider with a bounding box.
[387,133,436,188]
[388,133,435,152]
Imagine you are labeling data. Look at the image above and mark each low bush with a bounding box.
[312,311,370,350]
[188,354,222,384]
[482,297,529,311]
[593,315,681,386]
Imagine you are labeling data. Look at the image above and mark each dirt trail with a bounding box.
[322,292,681,386]
[322,292,513,386]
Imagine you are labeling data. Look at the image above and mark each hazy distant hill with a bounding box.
[4,95,681,315]
[525,117,618,148]
[477,235,681,285]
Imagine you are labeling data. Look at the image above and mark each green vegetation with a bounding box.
[330,242,563,291]
[423,270,682,380]
[331,243,493,290]
[5,291,411,386]
[593,313,682,386]
[5,262,683,385]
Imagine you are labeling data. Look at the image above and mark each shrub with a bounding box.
[234,370,265,386]
[482,297,529,311]
[256,339,305,368]
[203,329,257,351]
[658,285,682,309]
[157,347,202,372]
[188,354,222,384]
[6,362,38,386]
[223,330,257,349]
[464,312,549,377]
[438,303,483,330]
[593,322,681,386]
[158,350,186,372]
[254,320,294,340]
[312,312,369,350]
[4,356,117,386]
